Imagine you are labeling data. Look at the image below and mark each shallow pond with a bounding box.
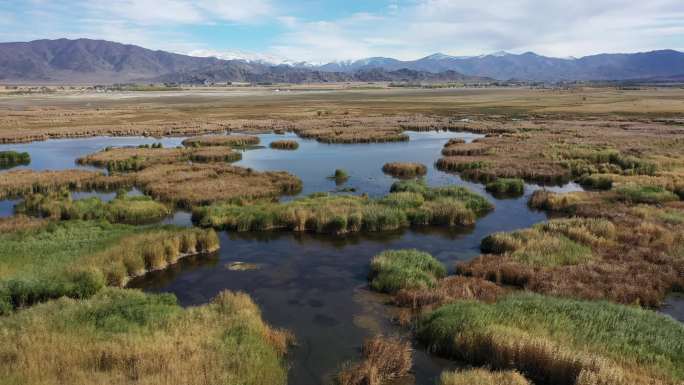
[1,131,584,384]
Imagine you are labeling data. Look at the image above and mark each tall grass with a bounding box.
[485,178,525,197]
[134,164,302,208]
[0,221,219,313]
[439,369,531,385]
[182,135,260,147]
[0,288,289,385]
[77,146,241,172]
[417,293,684,385]
[381,162,428,178]
[17,190,171,224]
[193,185,491,233]
[394,276,505,309]
[0,169,132,200]
[390,179,494,214]
[269,140,299,150]
[336,336,412,385]
[368,249,446,294]
[0,150,30,169]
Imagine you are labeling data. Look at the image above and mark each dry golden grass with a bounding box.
[269,140,299,150]
[336,336,412,385]
[0,169,132,199]
[0,289,290,385]
[77,146,241,171]
[182,134,260,147]
[381,162,427,178]
[461,189,684,306]
[133,163,302,207]
[394,276,506,309]
[0,215,48,233]
[295,126,408,144]
[439,369,531,385]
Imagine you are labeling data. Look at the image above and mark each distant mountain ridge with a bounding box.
[1,38,683,83]
[311,50,684,81]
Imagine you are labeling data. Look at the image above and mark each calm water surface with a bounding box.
[2,132,586,384]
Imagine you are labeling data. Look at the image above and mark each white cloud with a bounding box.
[270,0,684,62]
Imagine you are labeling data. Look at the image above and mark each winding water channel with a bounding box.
[4,130,679,384]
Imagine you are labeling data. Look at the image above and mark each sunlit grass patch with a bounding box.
[0,220,219,313]
[394,275,505,309]
[417,293,684,385]
[0,288,289,385]
[369,249,446,294]
[77,146,242,172]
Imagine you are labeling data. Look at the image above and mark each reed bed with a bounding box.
[485,178,525,196]
[77,146,241,172]
[417,292,684,385]
[0,220,219,313]
[294,126,409,144]
[441,142,490,156]
[0,215,47,233]
[269,140,299,150]
[439,369,531,385]
[188,146,242,162]
[182,134,260,147]
[0,169,132,200]
[17,190,171,224]
[381,162,427,178]
[0,288,289,385]
[193,183,491,234]
[394,275,505,309]
[614,184,680,204]
[368,249,447,294]
[479,217,616,267]
[134,164,302,208]
[463,190,683,305]
[336,336,412,385]
[0,150,30,169]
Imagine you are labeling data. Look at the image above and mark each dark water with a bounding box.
[1,131,583,384]
[661,294,684,322]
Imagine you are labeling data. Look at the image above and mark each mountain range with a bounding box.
[1,38,683,84]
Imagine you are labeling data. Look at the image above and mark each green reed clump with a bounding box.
[577,174,613,190]
[17,190,170,224]
[0,220,219,313]
[193,185,490,234]
[390,179,494,214]
[369,249,446,294]
[0,151,30,169]
[485,178,525,196]
[435,158,489,172]
[480,217,615,267]
[614,184,680,204]
[439,369,531,385]
[417,292,684,385]
[0,288,289,385]
[269,140,299,150]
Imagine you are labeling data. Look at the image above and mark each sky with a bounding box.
[0,0,683,63]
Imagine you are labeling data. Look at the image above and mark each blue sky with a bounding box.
[1,0,682,63]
